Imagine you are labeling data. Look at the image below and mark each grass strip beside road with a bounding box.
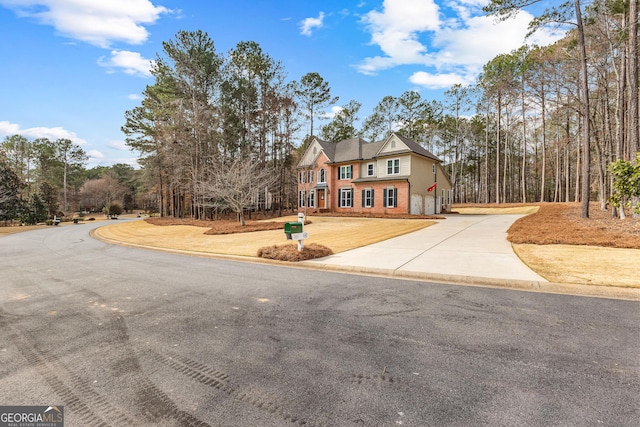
[453,206,540,215]
[513,244,640,288]
[94,216,435,257]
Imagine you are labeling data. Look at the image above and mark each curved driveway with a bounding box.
[1,221,639,426]
[308,214,547,282]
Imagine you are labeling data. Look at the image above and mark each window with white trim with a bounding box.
[362,188,374,208]
[383,187,397,208]
[387,158,400,175]
[299,190,305,207]
[308,170,314,183]
[339,165,353,180]
[366,163,375,176]
[308,190,315,208]
[338,188,353,208]
[318,168,326,183]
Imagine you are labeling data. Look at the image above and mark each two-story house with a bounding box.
[297,133,452,215]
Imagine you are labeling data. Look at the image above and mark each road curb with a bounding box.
[91,227,640,301]
[299,262,640,301]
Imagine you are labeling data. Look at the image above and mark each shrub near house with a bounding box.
[297,133,452,215]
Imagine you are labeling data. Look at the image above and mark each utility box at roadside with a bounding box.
[284,222,303,240]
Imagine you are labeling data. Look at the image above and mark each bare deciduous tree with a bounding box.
[79,174,129,213]
[200,158,278,225]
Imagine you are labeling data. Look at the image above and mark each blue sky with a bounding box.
[0,0,562,167]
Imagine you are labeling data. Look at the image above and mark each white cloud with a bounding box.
[128,93,143,101]
[355,0,565,86]
[300,11,325,36]
[87,149,104,160]
[0,120,87,145]
[321,105,344,120]
[0,120,20,135]
[409,71,471,89]
[0,0,170,47]
[107,140,128,151]
[432,13,543,68]
[358,0,440,73]
[89,155,140,168]
[98,50,154,77]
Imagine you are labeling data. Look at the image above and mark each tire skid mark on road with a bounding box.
[106,313,212,427]
[148,348,327,427]
[9,332,114,427]
[355,307,421,317]
[347,372,404,388]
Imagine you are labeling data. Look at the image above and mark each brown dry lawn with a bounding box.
[94,216,435,257]
[0,224,50,235]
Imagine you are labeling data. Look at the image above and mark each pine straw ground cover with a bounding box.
[145,217,285,234]
[505,202,640,249]
[257,243,333,262]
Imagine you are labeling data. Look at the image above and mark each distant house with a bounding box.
[297,133,452,215]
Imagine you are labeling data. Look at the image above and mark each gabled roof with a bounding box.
[300,133,441,167]
[314,138,336,162]
[390,133,441,162]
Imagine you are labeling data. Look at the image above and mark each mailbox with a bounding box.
[284,222,303,239]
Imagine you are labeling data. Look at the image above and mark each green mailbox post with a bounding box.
[284,213,308,251]
[284,222,303,240]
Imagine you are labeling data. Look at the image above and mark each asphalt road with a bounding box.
[1,221,639,426]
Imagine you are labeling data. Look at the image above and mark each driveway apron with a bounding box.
[308,214,548,282]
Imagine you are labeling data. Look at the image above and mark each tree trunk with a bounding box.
[575,120,581,203]
[521,77,527,203]
[63,160,68,212]
[496,95,501,203]
[540,89,547,202]
[575,0,591,218]
[628,0,639,160]
[485,112,490,203]
[627,0,639,216]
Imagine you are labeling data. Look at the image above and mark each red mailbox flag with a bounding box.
[427,183,437,192]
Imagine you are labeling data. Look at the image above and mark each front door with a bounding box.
[317,189,326,209]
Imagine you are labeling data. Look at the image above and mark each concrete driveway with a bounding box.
[307,214,547,283]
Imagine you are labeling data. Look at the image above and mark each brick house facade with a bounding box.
[297,133,452,215]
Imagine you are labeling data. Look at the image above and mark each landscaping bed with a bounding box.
[505,203,640,249]
[145,217,285,235]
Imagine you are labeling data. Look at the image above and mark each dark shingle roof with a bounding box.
[310,133,441,164]
[392,133,440,161]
